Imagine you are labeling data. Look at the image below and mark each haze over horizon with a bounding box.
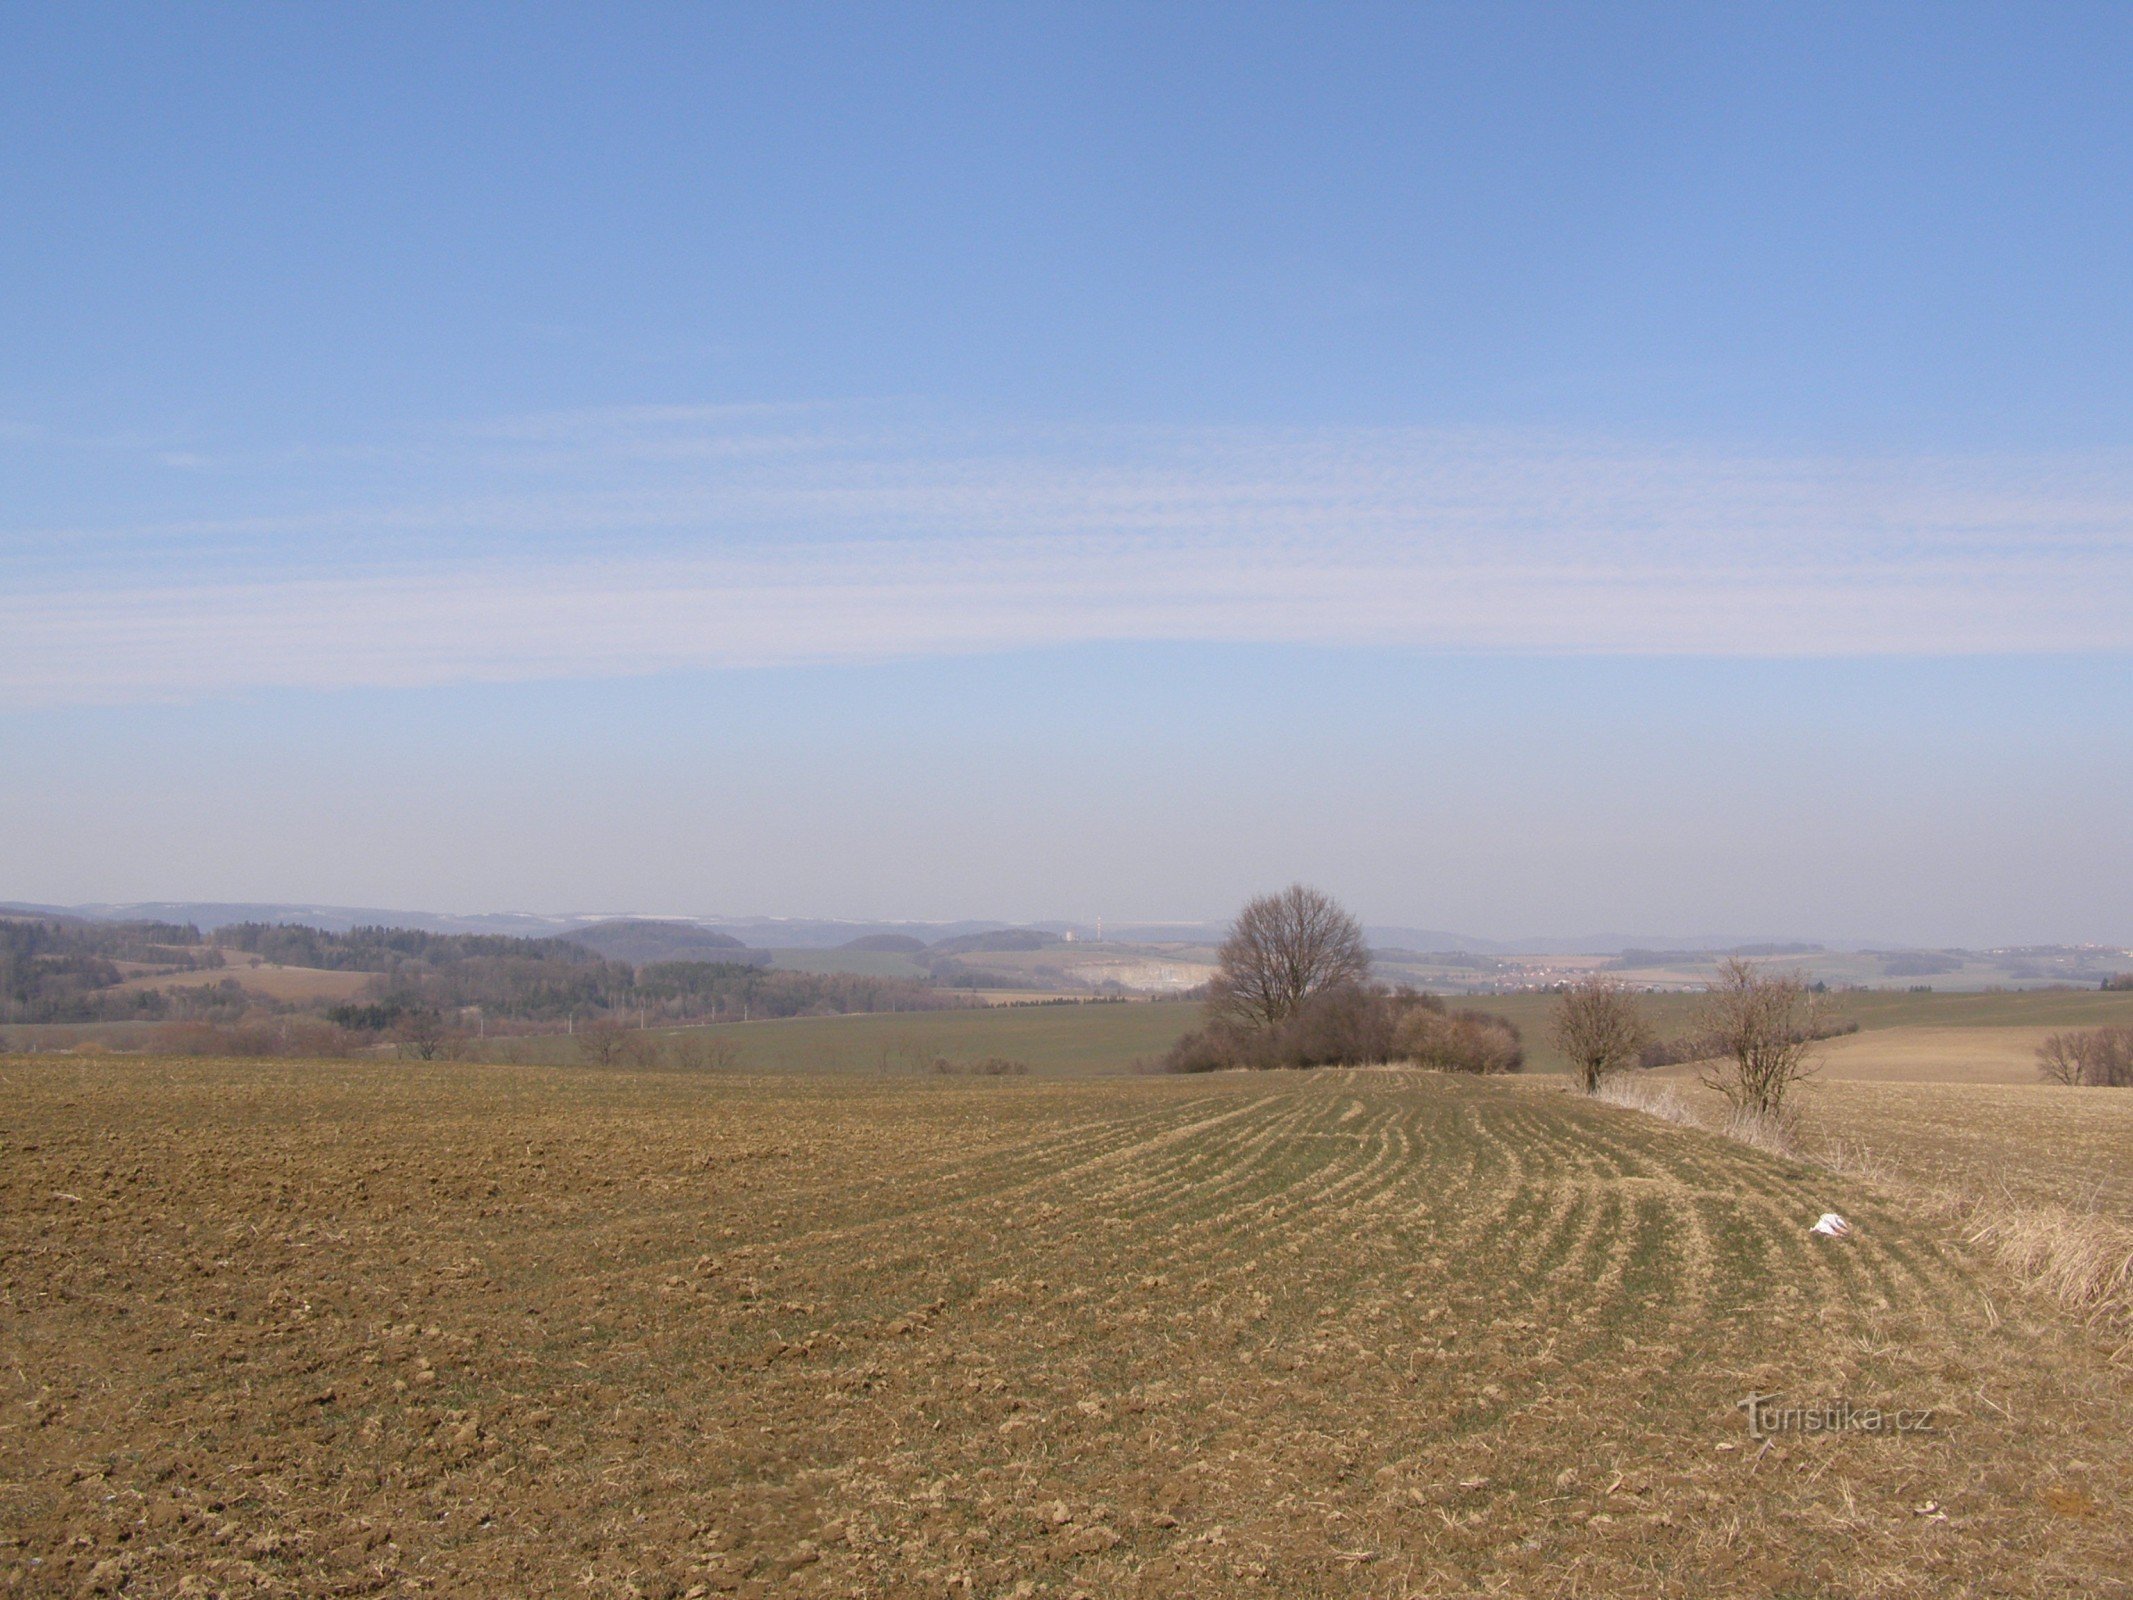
[7,892,2120,963]
[4,5,2129,947]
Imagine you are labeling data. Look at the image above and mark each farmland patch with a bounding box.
[3,1061,2128,1596]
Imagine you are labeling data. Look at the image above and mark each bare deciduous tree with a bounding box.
[2037,1030,2088,1085]
[575,1018,653,1069]
[2038,1027,2133,1086]
[665,1034,739,1072]
[1208,885,1371,1032]
[2090,1027,2133,1086]
[1549,976,1653,1093]
[1694,959,1823,1119]
[393,1007,449,1061]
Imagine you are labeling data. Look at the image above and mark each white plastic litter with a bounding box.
[1810,1213,1851,1238]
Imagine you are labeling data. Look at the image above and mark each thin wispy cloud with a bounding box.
[3,406,2129,706]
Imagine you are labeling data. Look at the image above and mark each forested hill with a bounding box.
[217,921,600,971]
[2,915,970,1030]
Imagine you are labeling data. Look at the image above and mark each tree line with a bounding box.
[1164,886,1525,1074]
[2037,1027,2133,1087]
[1166,885,1845,1120]
[1,917,222,1023]
[2,914,977,1045]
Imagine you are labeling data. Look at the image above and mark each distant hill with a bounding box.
[13,901,608,937]
[562,920,752,965]
[930,928,1060,955]
[700,918,1008,949]
[839,933,929,953]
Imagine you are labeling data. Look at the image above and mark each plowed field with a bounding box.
[4,1060,2128,1597]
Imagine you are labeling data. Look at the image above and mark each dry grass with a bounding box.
[5,1058,2133,1596]
[1595,1073,2133,1331]
[1959,1205,2133,1326]
[1790,1080,2133,1221]
[1810,1026,2082,1086]
[1812,1086,2133,1330]
[1588,1073,1703,1128]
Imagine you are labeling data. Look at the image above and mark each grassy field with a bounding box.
[6,1058,2132,1597]
[519,987,2133,1085]
[16,986,2133,1084]
[11,985,2132,1092]
[1480,986,2133,1078]
[488,999,1203,1075]
[1805,1026,2081,1085]
[1818,988,2133,1030]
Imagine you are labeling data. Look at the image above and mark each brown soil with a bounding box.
[4,1060,2129,1598]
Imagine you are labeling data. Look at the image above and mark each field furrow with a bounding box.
[5,1059,2130,1598]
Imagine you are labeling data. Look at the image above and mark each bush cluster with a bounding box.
[568,1024,754,1071]
[931,1055,1031,1076]
[1164,986,1522,1074]
[144,1019,359,1058]
[2038,1026,2133,1086]
[1398,1006,1526,1075]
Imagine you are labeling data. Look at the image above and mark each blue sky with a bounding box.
[3,3,2130,942]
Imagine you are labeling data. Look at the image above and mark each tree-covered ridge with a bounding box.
[1,916,221,1023]
[2,915,970,1031]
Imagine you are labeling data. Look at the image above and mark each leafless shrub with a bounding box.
[925,1055,1032,1077]
[141,1019,358,1057]
[1549,977,1652,1093]
[2037,1031,2088,1085]
[2085,1026,2133,1085]
[2037,1026,2133,1086]
[1164,985,1452,1072]
[1278,983,1404,1066]
[1162,1025,1252,1073]
[1397,1006,1524,1074]
[663,1034,739,1071]
[1590,1075,1801,1158]
[574,1019,655,1069]
[393,1008,451,1061]
[278,1018,360,1059]
[1694,959,1823,1119]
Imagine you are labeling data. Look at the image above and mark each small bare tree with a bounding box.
[2037,1030,2088,1085]
[575,1018,652,1069]
[2095,1027,2133,1086]
[1208,884,1371,1032]
[2039,1027,2133,1086]
[1695,959,1822,1119]
[1549,976,1653,1093]
[664,1033,739,1072]
[393,1007,449,1061]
